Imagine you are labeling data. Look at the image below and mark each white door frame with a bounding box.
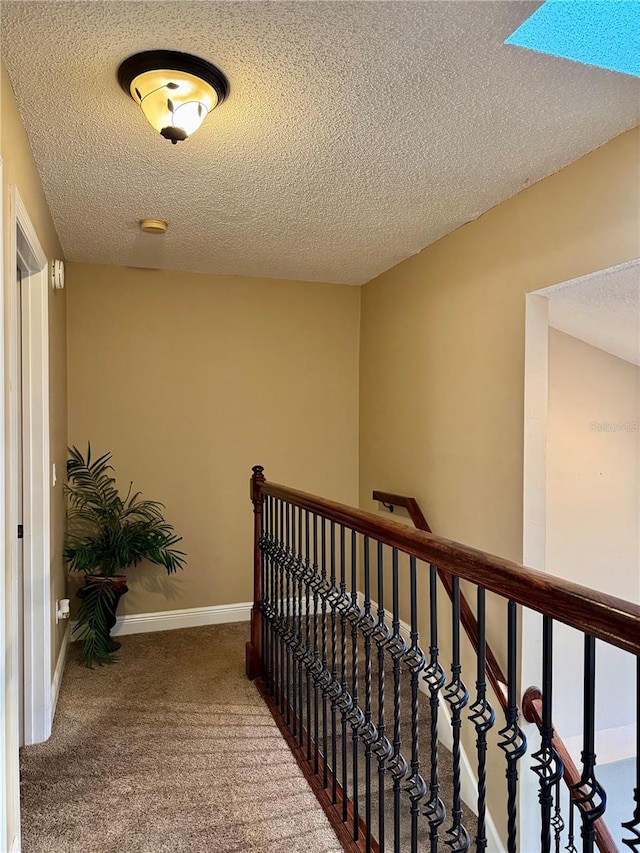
[8,185,52,748]
[0,156,12,853]
[520,291,549,848]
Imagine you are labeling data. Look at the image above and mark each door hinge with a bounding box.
[17,524,23,539]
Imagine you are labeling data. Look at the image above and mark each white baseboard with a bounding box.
[356,592,504,852]
[70,601,252,639]
[9,834,20,852]
[50,624,70,723]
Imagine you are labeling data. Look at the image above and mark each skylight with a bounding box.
[505,0,640,78]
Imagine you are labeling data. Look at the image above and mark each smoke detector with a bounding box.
[50,259,65,289]
[139,219,168,234]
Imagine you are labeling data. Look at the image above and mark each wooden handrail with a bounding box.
[373,490,509,709]
[522,687,617,853]
[372,491,431,533]
[259,479,640,657]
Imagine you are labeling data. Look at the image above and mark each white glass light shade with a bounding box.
[129,69,219,143]
[118,51,229,145]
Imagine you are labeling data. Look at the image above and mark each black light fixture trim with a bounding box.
[117,50,230,104]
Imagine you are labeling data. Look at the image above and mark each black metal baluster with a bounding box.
[285,500,291,725]
[278,501,287,713]
[375,541,389,852]
[262,494,271,692]
[270,495,277,697]
[532,616,564,853]
[321,517,328,789]
[622,654,640,850]
[388,548,408,852]
[330,521,338,804]
[290,503,298,737]
[498,600,527,853]
[566,797,578,853]
[423,563,446,853]
[274,497,281,708]
[272,497,279,692]
[305,510,312,763]
[551,780,565,853]
[266,496,274,698]
[340,525,349,822]
[405,556,427,853]
[290,502,298,735]
[297,506,305,749]
[258,490,266,682]
[571,635,606,853]
[350,530,360,841]
[364,536,373,852]
[444,575,470,852]
[313,514,320,775]
[468,586,495,852]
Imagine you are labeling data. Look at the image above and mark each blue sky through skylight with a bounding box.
[505,0,640,78]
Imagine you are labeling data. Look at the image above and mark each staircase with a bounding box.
[245,467,640,853]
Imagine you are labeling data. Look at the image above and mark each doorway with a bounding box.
[521,258,640,849]
[0,180,53,852]
[7,185,52,758]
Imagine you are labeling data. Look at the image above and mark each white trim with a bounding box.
[356,593,504,852]
[520,293,550,849]
[0,156,10,853]
[71,601,252,639]
[522,294,549,578]
[9,186,52,747]
[50,625,70,724]
[9,835,20,853]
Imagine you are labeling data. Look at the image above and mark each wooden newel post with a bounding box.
[246,465,266,680]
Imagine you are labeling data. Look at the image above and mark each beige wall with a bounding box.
[359,126,640,842]
[66,263,360,615]
[547,328,639,601]
[360,126,640,560]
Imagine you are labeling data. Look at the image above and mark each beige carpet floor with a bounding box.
[19,623,343,853]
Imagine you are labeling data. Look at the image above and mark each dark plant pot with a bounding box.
[77,575,129,659]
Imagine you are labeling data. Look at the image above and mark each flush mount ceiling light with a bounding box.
[118,50,229,144]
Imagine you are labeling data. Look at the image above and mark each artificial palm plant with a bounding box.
[65,444,186,666]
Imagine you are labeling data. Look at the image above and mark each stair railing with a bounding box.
[522,687,619,853]
[372,490,509,709]
[246,467,640,853]
[373,490,620,853]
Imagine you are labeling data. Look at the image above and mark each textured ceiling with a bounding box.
[2,1,639,285]
[545,261,640,367]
